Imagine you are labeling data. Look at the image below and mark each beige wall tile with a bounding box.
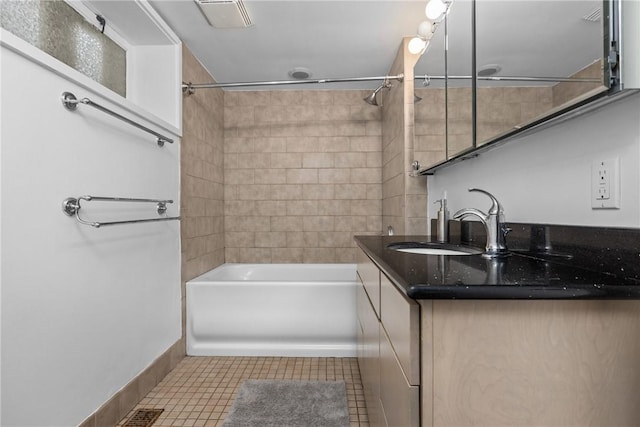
[255,232,287,248]
[271,184,303,200]
[365,121,382,136]
[226,137,254,153]
[255,169,287,184]
[335,184,367,200]
[302,184,335,200]
[225,216,270,231]
[318,200,352,216]
[303,152,335,168]
[351,136,381,152]
[352,167,381,184]
[225,200,256,216]
[303,248,337,263]
[237,184,272,200]
[287,200,319,216]
[271,248,304,263]
[318,232,354,248]
[225,232,255,248]
[255,200,287,216]
[366,151,382,168]
[334,122,367,136]
[318,168,351,184]
[286,168,319,184]
[335,152,367,168]
[350,199,382,216]
[333,90,369,105]
[335,248,357,263]
[303,216,335,231]
[335,216,365,231]
[254,137,287,153]
[237,152,269,169]
[222,89,384,263]
[271,216,304,231]
[366,184,383,200]
[271,152,302,169]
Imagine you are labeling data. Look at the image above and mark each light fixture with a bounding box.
[408,1,451,56]
[417,20,434,38]
[425,0,447,21]
[408,36,428,55]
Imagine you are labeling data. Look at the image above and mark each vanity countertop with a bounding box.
[355,233,640,300]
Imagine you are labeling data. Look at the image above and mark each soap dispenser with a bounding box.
[434,195,449,243]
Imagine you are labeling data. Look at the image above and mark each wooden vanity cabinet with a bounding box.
[357,250,420,427]
[424,299,640,427]
[358,247,640,427]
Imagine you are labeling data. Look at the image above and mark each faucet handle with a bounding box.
[468,188,503,215]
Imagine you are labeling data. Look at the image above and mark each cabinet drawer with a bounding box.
[380,272,420,385]
[356,285,383,427]
[357,249,380,318]
[380,326,420,427]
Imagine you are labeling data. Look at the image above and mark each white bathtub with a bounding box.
[186,263,358,357]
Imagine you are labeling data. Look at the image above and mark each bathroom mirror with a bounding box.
[413,13,447,169]
[475,0,608,146]
[444,1,474,157]
[413,0,611,171]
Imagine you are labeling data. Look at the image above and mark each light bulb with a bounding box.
[408,36,427,54]
[417,20,434,38]
[425,0,446,20]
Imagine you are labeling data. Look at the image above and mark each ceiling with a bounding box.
[148,0,604,91]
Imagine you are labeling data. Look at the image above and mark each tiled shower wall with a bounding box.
[181,48,225,326]
[223,90,383,263]
[382,38,429,236]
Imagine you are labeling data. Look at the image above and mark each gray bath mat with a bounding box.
[222,379,350,427]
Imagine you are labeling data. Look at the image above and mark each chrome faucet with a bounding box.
[452,188,509,258]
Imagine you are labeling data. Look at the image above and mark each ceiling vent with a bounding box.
[196,0,253,28]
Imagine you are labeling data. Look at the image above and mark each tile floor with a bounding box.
[118,356,369,427]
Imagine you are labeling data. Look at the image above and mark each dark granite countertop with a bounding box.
[355,226,640,299]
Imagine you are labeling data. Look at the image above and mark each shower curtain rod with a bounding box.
[416,75,602,83]
[182,73,600,93]
[182,74,404,94]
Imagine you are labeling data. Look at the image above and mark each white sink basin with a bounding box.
[387,242,482,256]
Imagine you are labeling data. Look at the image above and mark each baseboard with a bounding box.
[78,338,186,427]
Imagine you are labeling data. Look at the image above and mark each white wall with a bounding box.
[1,33,181,426]
[428,93,640,228]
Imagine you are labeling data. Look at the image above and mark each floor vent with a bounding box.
[122,409,164,427]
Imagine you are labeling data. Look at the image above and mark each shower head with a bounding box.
[363,86,383,106]
[363,80,392,106]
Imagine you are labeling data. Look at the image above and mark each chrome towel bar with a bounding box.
[62,195,180,228]
[61,92,174,147]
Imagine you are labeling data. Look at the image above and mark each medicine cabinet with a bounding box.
[412,0,639,175]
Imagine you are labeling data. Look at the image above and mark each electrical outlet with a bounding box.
[591,158,620,209]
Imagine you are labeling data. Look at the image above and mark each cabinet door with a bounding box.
[357,284,383,426]
[380,326,420,427]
